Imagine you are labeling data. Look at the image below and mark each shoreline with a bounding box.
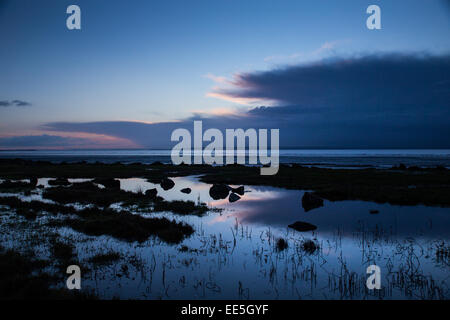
[0,158,449,207]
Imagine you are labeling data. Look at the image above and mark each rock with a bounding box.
[301,192,324,212]
[231,186,245,196]
[160,178,175,190]
[93,178,120,189]
[229,193,241,203]
[369,209,379,214]
[48,178,71,186]
[288,221,317,232]
[209,184,230,200]
[180,188,191,194]
[29,177,38,187]
[145,188,158,199]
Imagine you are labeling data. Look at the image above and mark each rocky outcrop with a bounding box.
[145,188,158,199]
[231,186,245,196]
[229,193,240,203]
[93,178,120,189]
[288,221,317,232]
[180,188,191,194]
[29,177,38,188]
[209,184,230,200]
[160,178,175,190]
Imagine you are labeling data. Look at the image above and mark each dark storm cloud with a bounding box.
[0,100,32,107]
[43,53,450,149]
[213,53,449,112]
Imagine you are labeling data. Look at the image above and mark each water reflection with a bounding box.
[1,175,447,299]
[118,176,450,239]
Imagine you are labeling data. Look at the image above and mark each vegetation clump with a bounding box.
[153,199,208,216]
[276,238,288,251]
[0,197,195,244]
[54,208,194,244]
[301,239,320,254]
[50,238,76,262]
[88,252,121,266]
[0,249,95,300]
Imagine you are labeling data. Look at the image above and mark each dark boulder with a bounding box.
[369,209,379,214]
[160,178,175,190]
[231,186,245,196]
[29,177,38,187]
[209,184,230,200]
[301,192,324,212]
[229,193,241,203]
[180,188,191,194]
[93,178,120,189]
[145,188,158,199]
[288,221,317,232]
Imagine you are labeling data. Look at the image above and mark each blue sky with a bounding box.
[0,0,449,149]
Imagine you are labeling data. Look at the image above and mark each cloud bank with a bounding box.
[3,53,450,149]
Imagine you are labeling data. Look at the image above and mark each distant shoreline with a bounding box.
[1,149,449,170]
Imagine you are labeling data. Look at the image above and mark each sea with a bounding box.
[1,149,450,169]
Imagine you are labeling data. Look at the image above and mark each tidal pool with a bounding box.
[0,176,448,299]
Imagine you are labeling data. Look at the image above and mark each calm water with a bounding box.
[1,175,448,299]
[1,149,450,168]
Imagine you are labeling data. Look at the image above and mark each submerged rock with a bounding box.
[160,178,175,190]
[94,178,120,189]
[369,209,379,214]
[229,193,241,203]
[145,188,158,199]
[288,221,317,232]
[231,186,245,196]
[209,184,230,200]
[301,192,324,212]
[180,188,191,194]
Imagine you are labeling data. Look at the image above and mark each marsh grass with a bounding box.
[53,210,194,244]
[0,248,95,300]
[0,162,448,299]
[276,238,288,252]
[0,196,195,244]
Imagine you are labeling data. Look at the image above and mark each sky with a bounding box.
[0,0,449,149]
